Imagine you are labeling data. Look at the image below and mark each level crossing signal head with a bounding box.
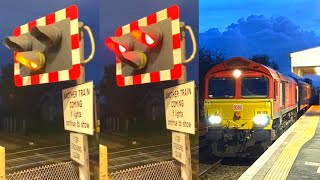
[105,5,183,87]
[3,5,81,87]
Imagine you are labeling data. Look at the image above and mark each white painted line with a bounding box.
[305,161,320,166]
[305,161,320,174]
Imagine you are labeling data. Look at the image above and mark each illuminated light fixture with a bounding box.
[105,37,133,54]
[106,36,147,69]
[145,34,155,45]
[15,51,45,70]
[208,115,222,125]
[233,69,241,78]
[132,26,162,48]
[30,61,38,69]
[235,112,241,118]
[253,114,270,126]
[119,44,127,53]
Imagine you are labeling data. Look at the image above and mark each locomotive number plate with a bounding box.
[255,109,268,115]
[233,104,243,111]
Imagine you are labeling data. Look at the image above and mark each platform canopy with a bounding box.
[290,47,320,77]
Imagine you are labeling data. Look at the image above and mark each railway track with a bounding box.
[199,140,252,180]
[199,159,222,178]
[200,157,254,180]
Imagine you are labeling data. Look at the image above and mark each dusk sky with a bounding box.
[200,0,320,85]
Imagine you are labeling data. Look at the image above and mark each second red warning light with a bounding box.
[105,5,183,87]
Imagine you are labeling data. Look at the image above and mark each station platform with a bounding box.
[239,105,320,180]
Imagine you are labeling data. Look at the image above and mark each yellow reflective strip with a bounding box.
[264,106,320,180]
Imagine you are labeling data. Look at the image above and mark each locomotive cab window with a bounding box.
[241,77,269,98]
[208,78,235,98]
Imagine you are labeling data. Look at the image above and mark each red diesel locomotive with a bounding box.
[204,57,312,157]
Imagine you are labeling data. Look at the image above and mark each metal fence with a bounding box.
[6,161,79,180]
[109,160,181,180]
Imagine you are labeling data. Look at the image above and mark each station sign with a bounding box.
[63,81,94,135]
[164,81,195,134]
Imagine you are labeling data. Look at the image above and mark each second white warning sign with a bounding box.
[172,131,187,164]
[70,132,85,165]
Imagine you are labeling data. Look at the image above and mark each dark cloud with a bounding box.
[200,15,320,75]
[199,0,320,35]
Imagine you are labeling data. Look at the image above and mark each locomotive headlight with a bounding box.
[233,69,241,78]
[253,115,270,126]
[208,115,222,125]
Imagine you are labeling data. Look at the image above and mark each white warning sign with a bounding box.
[63,81,94,135]
[164,81,195,134]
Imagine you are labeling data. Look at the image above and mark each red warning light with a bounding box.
[105,36,133,54]
[118,44,127,53]
[132,28,161,47]
[105,37,116,52]
[145,34,155,45]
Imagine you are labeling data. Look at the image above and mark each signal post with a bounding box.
[62,20,96,180]
[176,22,197,180]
